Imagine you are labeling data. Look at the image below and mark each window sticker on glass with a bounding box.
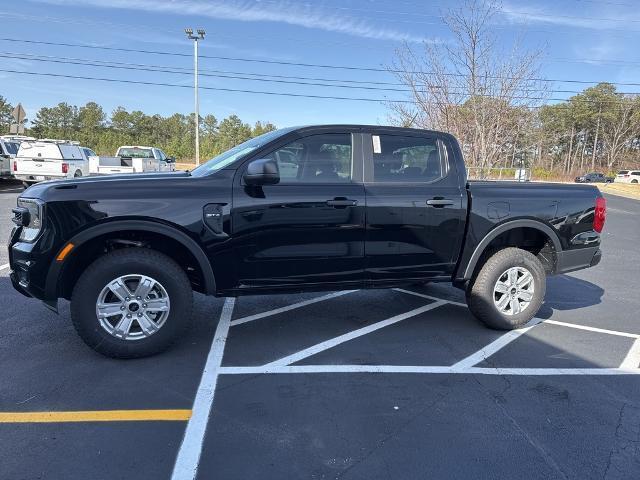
[372,135,381,154]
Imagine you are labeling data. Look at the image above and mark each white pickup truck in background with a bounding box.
[13,139,91,186]
[89,146,176,175]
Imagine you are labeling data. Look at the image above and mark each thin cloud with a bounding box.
[35,0,433,43]
[500,2,640,30]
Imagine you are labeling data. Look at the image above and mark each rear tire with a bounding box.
[71,248,193,358]
[74,170,82,178]
[632,179,638,184]
[466,247,545,330]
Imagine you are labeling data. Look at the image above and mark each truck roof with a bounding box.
[118,146,156,150]
[279,125,456,140]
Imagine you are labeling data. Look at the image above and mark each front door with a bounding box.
[363,132,466,283]
[232,132,366,289]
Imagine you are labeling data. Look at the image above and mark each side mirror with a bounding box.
[243,158,280,186]
[166,157,175,163]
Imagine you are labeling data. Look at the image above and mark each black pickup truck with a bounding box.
[9,125,606,358]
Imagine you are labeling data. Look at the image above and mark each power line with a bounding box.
[5,51,640,97]
[0,50,409,87]
[3,37,640,87]
[2,68,637,109]
[0,68,409,103]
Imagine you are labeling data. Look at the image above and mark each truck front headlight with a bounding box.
[15,198,44,242]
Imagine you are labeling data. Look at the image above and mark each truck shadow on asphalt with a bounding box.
[535,274,604,319]
[0,180,24,193]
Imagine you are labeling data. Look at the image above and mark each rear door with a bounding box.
[363,131,466,283]
[231,130,366,289]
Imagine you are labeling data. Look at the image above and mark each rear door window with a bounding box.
[371,135,444,183]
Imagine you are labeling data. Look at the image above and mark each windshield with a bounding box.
[119,147,154,158]
[190,128,293,177]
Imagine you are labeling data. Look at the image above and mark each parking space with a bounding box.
[1,186,639,479]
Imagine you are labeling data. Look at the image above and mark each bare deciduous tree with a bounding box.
[388,0,546,174]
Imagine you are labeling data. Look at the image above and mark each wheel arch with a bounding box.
[45,220,217,300]
[461,219,562,281]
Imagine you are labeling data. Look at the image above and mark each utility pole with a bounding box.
[591,105,602,172]
[185,28,205,166]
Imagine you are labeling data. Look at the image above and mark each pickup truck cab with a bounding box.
[14,139,89,187]
[89,146,176,175]
[9,125,605,358]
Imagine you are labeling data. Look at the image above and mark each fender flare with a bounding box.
[45,220,217,299]
[461,219,562,280]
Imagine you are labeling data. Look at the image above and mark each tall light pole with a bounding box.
[185,28,205,166]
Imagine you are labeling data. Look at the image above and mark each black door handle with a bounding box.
[426,198,454,207]
[326,198,358,207]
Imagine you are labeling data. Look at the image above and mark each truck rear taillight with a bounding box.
[61,163,69,174]
[593,197,606,233]
[13,160,17,172]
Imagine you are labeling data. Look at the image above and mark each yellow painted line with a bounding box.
[0,409,192,423]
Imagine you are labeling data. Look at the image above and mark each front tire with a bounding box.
[466,247,545,330]
[71,248,193,358]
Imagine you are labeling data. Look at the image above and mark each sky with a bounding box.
[2,0,640,128]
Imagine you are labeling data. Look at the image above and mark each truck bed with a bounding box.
[455,180,602,281]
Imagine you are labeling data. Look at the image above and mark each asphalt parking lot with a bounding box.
[1,179,639,480]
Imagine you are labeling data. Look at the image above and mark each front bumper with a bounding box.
[8,226,58,312]
[15,174,66,183]
[555,246,601,274]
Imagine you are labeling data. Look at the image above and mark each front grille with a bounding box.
[12,210,22,226]
[11,207,28,227]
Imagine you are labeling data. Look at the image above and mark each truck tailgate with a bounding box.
[14,158,65,177]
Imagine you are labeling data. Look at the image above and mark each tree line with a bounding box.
[0,96,276,162]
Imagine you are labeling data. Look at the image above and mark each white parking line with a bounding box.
[450,318,542,371]
[620,339,640,370]
[0,263,9,271]
[171,297,235,480]
[218,365,640,376]
[545,320,640,339]
[230,290,357,327]
[263,300,447,367]
[394,288,467,307]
